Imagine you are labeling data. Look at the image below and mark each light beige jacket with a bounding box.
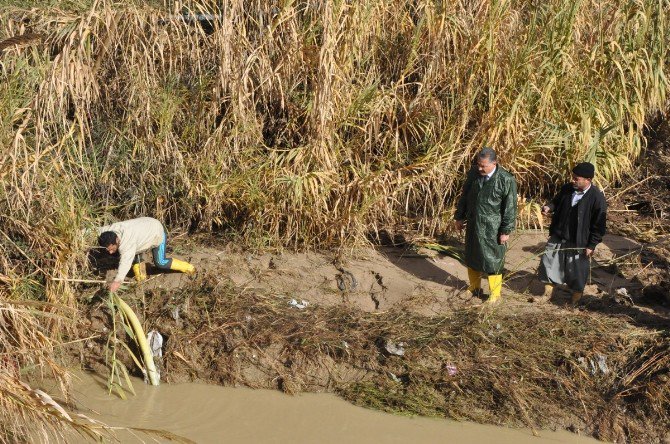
[98,217,165,282]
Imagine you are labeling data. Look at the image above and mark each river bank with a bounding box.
[71,230,670,443]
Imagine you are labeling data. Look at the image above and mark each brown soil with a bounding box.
[75,228,670,443]
[92,229,670,320]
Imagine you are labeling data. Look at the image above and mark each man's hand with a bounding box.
[455,220,465,231]
[499,233,510,244]
[585,248,594,257]
[108,281,121,293]
[541,205,551,215]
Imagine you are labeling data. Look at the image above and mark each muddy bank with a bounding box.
[90,230,669,317]
[75,231,670,443]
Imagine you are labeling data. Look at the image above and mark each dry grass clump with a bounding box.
[120,274,670,443]
[1,0,668,251]
[0,294,105,442]
[0,0,667,287]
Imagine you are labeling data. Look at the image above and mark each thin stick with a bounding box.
[188,321,244,343]
[0,229,49,276]
[51,277,108,284]
[51,274,165,285]
[609,175,659,200]
[55,334,101,347]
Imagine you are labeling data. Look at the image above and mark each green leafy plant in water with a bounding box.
[104,290,138,400]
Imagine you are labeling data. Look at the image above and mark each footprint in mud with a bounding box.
[336,269,358,292]
[370,272,386,310]
[372,271,387,290]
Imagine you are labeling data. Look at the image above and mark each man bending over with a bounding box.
[98,216,195,292]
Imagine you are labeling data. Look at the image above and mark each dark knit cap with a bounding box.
[572,162,595,179]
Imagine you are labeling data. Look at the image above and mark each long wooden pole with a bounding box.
[50,275,162,285]
[51,277,107,284]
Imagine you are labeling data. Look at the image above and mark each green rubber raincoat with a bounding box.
[455,165,517,275]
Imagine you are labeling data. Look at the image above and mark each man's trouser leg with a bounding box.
[487,274,503,304]
[539,238,565,298]
[565,248,589,304]
[152,232,195,274]
[132,254,147,282]
[467,267,482,293]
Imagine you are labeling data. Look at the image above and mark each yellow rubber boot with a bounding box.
[132,263,147,282]
[487,274,503,304]
[170,258,195,274]
[467,267,482,293]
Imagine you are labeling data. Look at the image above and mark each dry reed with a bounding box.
[0,0,669,440]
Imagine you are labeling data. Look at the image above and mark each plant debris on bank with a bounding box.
[80,272,670,443]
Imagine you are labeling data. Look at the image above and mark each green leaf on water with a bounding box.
[118,361,136,396]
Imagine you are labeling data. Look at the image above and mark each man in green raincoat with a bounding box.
[455,147,517,303]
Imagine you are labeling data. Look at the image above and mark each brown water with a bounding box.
[65,372,600,444]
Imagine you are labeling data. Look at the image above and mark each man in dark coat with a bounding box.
[455,147,517,303]
[539,162,607,304]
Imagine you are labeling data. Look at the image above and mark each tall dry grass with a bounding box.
[0,0,668,439]
[0,294,107,442]
[1,0,667,249]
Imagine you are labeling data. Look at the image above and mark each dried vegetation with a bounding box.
[101,273,670,444]
[0,0,669,441]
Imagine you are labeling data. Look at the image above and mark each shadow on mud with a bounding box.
[369,229,470,295]
[505,236,670,329]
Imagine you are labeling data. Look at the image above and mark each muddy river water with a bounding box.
[62,372,600,443]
